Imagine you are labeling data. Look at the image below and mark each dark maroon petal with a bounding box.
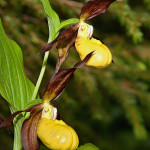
[28,103,44,115]
[55,32,77,73]
[42,52,93,102]
[0,103,43,130]
[41,23,80,53]
[42,68,75,102]
[0,111,23,129]
[41,39,57,54]
[80,0,116,21]
[21,111,41,150]
[21,103,43,150]
[74,51,94,68]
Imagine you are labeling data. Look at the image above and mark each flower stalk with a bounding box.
[31,51,50,100]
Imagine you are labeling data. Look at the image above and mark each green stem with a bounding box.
[10,106,24,150]
[13,121,23,150]
[31,51,50,100]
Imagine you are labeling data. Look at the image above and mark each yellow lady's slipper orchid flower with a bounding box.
[37,109,79,150]
[75,23,112,68]
[36,104,79,150]
[37,118,79,150]
[0,55,92,150]
[42,0,117,70]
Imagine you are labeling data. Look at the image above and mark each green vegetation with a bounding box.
[0,0,150,150]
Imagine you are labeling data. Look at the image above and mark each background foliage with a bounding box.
[0,0,150,150]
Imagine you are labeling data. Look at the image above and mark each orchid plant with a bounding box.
[0,0,117,150]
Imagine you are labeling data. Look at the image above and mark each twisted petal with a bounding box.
[21,111,41,150]
[0,103,43,148]
[0,105,36,129]
[0,110,23,129]
[42,23,80,53]
[80,0,116,21]
[21,104,43,150]
[55,32,77,73]
[42,52,93,103]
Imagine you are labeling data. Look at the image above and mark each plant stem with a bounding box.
[13,120,24,150]
[10,106,24,150]
[31,51,50,100]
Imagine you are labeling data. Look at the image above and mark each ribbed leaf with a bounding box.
[40,0,60,41]
[0,19,35,110]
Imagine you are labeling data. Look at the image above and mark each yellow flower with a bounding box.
[37,118,79,150]
[0,55,91,150]
[75,23,112,68]
[0,1,117,149]
[36,104,79,150]
[42,0,117,71]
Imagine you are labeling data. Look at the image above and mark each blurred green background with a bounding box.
[0,0,150,150]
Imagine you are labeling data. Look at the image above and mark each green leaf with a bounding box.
[0,19,35,110]
[24,99,42,109]
[78,143,100,150]
[40,0,60,41]
[56,18,79,33]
